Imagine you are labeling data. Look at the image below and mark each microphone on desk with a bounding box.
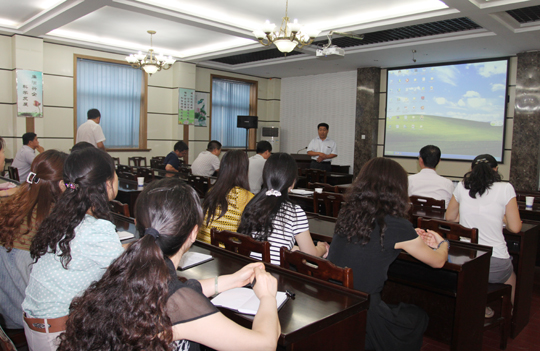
[296,146,307,154]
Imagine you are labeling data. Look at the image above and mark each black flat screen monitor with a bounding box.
[384,58,509,162]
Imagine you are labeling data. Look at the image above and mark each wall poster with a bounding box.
[178,88,195,125]
[195,92,209,127]
[17,70,43,118]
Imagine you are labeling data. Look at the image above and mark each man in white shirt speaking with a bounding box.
[307,123,337,172]
[76,108,106,150]
[408,145,455,208]
[248,140,272,194]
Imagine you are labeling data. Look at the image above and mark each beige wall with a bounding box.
[0,34,279,164]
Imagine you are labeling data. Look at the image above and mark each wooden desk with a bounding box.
[111,215,369,351]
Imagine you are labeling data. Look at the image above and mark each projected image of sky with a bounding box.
[384,59,508,161]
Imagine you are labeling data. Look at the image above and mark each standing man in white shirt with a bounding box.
[248,140,272,194]
[408,145,455,208]
[76,108,106,150]
[307,123,338,172]
[12,132,45,182]
[191,140,222,177]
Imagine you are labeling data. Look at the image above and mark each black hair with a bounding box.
[87,108,101,120]
[202,150,249,225]
[207,140,222,151]
[317,123,329,130]
[419,145,441,169]
[256,140,272,154]
[71,141,95,152]
[174,141,189,152]
[238,153,297,241]
[22,132,37,145]
[463,154,501,198]
[30,147,116,268]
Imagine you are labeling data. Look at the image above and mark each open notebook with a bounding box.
[211,287,288,315]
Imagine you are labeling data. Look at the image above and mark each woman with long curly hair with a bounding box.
[0,150,67,329]
[57,178,280,351]
[22,147,124,351]
[198,150,254,243]
[446,154,521,308]
[328,157,448,351]
[238,153,328,265]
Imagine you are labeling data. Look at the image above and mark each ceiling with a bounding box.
[1,0,540,78]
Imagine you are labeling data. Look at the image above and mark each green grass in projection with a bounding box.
[385,115,503,157]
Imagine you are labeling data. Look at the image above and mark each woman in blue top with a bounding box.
[22,147,124,351]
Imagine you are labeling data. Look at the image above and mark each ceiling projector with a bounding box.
[316,45,345,58]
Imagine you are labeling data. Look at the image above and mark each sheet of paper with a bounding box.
[117,231,134,241]
[211,287,288,315]
[178,252,213,270]
[290,189,314,195]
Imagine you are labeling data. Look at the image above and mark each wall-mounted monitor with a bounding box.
[383,58,509,162]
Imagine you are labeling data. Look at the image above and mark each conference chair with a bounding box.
[187,174,210,197]
[304,169,327,183]
[109,200,131,217]
[307,182,338,193]
[280,247,353,288]
[313,191,344,218]
[7,167,19,182]
[117,164,133,173]
[210,229,271,263]
[409,195,445,210]
[417,217,511,349]
[117,171,137,182]
[136,167,154,183]
[3,158,13,175]
[111,157,120,167]
[128,156,147,167]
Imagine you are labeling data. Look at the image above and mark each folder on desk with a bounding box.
[117,231,134,241]
[211,287,288,315]
[178,252,214,270]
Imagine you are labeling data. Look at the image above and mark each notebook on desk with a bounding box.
[211,287,288,315]
[178,251,214,270]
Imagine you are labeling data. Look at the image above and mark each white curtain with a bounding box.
[77,58,142,148]
[211,78,250,148]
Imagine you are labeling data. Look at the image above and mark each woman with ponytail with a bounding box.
[57,178,280,351]
[446,154,521,306]
[0,150,67,330]
[238,153,328,265]
[22,147,124,351]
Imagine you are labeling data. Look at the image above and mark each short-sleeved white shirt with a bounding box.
[453,181,516,259]
[408,168,455,208]
[76,119,106,147]
[248,154,266,194]
[307,137,338,162]
[191,151,220,177]
[11,145,36,182]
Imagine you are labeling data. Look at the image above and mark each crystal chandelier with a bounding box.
[252,0,320,53]
[126,30,175,75]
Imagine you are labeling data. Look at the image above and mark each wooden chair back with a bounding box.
[307,182,337,193]
[150,156,166,169]
[417,217,478,242]
[313,191,344,217]
[188,174,210,197]
[304,169,327,183]
[410,195,445,210]
[117,171,137,182]
[279,247,353,288]
[335,185,349,194]
[516,192,540,203]
[111,157,120,166]
[136,167,154,183]
[117,164,132,173]
[3,158,13,173]
[7,167,19,182]
[128,156,147,167]
[109,200,131,217]
[210,229,271,263]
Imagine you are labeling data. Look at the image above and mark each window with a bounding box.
[211,76,257,148]
[75,56,147,149]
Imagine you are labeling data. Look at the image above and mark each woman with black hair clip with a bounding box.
[328,157,448,351]
[22,147,124,351]
[0,150,67,330]
[446,154,521,315]
[198,150,254,243]
[238,153,328,265]
[57,178,280,351]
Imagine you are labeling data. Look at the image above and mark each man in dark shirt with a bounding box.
[164,141,189,172]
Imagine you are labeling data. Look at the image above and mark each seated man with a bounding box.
[408,145,454,208]
[191,140,221,177]
[248,140,272,194]
[12,132,45,181]
[164,141,189,172]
